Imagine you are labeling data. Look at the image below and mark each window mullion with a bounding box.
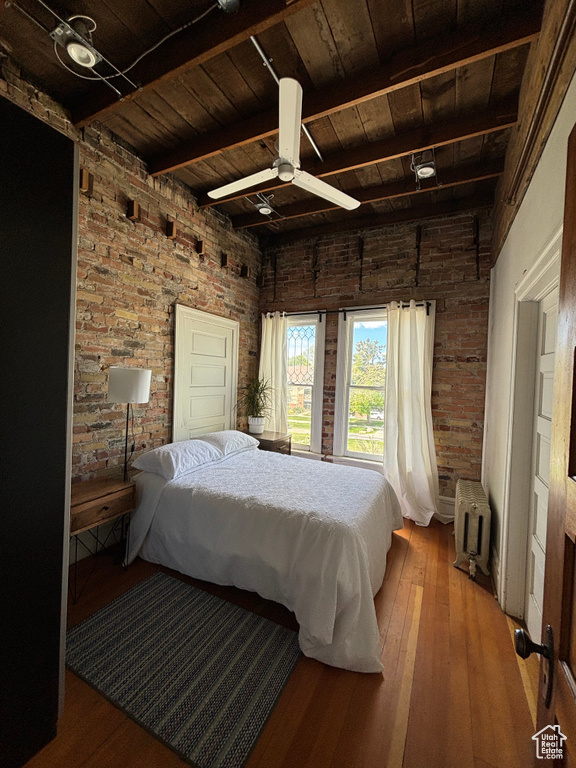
[343,320,355,446]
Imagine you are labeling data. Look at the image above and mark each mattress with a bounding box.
[128,449,402,673]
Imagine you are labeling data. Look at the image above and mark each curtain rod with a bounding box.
[273,301,431,322]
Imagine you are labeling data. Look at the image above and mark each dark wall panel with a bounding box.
[0,96,76,767]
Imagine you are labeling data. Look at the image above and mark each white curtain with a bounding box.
[383,300,439,526]
[259,311,288,433]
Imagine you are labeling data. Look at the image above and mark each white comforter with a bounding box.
[127,450,402,673]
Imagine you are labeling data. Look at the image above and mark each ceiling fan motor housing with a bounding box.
[277,162,294,182]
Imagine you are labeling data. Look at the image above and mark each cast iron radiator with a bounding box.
[453,479,491,580]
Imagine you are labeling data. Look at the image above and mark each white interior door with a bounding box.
[525,287,558,642]
[173,305,239,442]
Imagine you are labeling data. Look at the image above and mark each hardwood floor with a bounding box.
[26,520,539,768]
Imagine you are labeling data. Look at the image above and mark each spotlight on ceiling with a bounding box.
[66,40,98,68]
[217,0,241,12]
[410,149,438,190]
[247,193,283,220]
[50,15,101,69]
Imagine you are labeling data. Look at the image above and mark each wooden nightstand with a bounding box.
[70,477,135,535]
[70,477,135,602]
[247,430,292,455]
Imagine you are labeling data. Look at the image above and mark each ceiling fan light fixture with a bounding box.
[66,40,98,68]
[257,204,273,215]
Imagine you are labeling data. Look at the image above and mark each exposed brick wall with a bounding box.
[1,59,491,495]
[1,59,261,480]
[260,211,492,498]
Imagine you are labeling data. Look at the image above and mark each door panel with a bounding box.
[534,487,548,548]
[537,122,576,765]
[190,364,227,387]
[189,394,226,419]
[542,305,558,355]
[191,328,228,357]
[173,306,239,442]
[555,541,576,756]
[526,288,558,642]
[569,539,576,673]
[536,433,551,483]
[540,371,555,418]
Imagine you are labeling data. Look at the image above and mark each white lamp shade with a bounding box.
[107,367,151,404]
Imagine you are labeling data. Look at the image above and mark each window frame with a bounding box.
[333,307,387,462]
[286,314,325,454]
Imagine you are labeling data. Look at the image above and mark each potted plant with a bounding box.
[237,377,271,434]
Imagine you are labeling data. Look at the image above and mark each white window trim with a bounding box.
[325,454,383,472]
[287,314,325,454]
[291,448,324,461]
[333,307,387,461]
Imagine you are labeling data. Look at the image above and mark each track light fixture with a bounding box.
[217,0,241,11]
[410,149,440,190]
[67,41,97,67]
[50,15,101,69]
[248,193,284,220]
[6,0,242,98]
[256,199,273,216]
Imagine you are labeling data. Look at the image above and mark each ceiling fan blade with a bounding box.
[278,78,303,166]
[207,167,279,200]
[292,169,361,211]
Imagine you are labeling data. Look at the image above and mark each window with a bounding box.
[333,309,387,461]
[286,316,325,453]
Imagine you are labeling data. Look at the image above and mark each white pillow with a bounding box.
[132,439,221,480]
[193,429,259,456]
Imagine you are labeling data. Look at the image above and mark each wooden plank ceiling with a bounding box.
[0,0,543,241]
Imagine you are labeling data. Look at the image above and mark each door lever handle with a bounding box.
[514,625,554,707]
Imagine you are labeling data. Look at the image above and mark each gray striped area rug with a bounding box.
[67,572,300,768]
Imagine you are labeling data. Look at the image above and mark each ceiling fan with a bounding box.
[207,78,361,211]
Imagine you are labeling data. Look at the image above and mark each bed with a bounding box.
[128,431,403,673]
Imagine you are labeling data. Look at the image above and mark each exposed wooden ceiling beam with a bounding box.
[265,191,496,246]
[150,4,542,176]
[232,158,505,228]
[71,0,317,128]
[197,105,517,207]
